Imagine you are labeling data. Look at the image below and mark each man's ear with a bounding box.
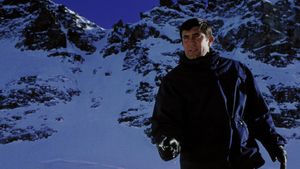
[208,36,214,47]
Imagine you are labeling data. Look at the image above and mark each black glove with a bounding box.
[275,145,287,169]
[157,136,181,161]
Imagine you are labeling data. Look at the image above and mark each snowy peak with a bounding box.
[0,0,105,53]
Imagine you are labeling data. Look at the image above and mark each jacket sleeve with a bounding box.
[243,66,287,161]
[151,77,184,144]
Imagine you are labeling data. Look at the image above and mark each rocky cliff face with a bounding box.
[216,0,299,67]
[106,0,299,67]
[0,75,80,144]
[0,0,105,53]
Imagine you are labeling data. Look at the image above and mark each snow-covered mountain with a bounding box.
[0,0,299,169]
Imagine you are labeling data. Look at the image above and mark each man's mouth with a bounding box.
[188,49,197,53]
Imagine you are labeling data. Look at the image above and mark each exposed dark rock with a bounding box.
[160,0,174,7]
[123,47,159,76]
[268,84,300,103]
[0,76,80,110]
[24,109,37,115]
[150,8,183,25]
[56,4,104,52]
[70,67,82,74]
[1,0,103,52]
[215,6,298,67]
[102,23,160,57]
[251,42,297,67]
[118,108,151,127]
[289,25,300,48]
[272,107,300,128]
[136,82,155,102]
[17,6,67,50]
[218,29,237,52]
[48,52,85,63]
[108,22,123,44]
[104,72,112,76]
[102,46,120,57]
[2,0,31,5]
[19,75,37,85]
[0,74,80,144]
[159,35,181,44]
[268,84,300,128]
[90,97,102,108]
[205,0,244,12]
[177,0,194,5]
[67,29,96,54]
[0,7,25,19]
[0,126,56,144]
[209,19,224,33]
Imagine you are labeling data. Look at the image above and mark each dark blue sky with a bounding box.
[52,0,159,29]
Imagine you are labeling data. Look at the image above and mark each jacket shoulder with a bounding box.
[219,56,245,69]
[219,56,249,80]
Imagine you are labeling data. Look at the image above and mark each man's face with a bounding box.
[182,26,213,59]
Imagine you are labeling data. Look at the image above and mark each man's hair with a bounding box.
[179,18,213,39]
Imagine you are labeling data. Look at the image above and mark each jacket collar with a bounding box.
[179,49,219,67]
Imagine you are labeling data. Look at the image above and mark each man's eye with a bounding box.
[182,37,189,41]
[193,34,200,38]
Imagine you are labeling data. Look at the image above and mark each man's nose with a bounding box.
[187,38,197,45]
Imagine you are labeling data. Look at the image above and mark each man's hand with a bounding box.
[276,145,287,169]
[157,136,181,161]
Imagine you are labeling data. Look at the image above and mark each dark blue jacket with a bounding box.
[151,51,286,169]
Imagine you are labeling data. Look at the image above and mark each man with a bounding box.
[151,18,287,169]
